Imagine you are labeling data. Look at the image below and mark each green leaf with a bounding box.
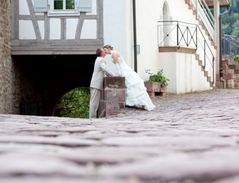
[55,87,90,118]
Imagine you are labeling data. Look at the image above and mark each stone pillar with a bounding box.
[214,0,220,81]
[0,0,18,113]
[98,77,126,118]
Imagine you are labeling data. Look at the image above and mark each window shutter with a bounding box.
[34,0,48,12]
[78,0,92,12]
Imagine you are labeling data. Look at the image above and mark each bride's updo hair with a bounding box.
[103,44,113,50]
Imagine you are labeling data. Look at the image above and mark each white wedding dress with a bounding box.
[114,57,156,111]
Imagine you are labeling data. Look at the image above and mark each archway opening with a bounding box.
[12,54,95,116]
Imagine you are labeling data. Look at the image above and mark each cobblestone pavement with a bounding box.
[1,89,239,183]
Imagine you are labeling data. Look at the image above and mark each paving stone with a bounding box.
[0,89,239,182]
[99,149,239,182]
[0,152,87,176]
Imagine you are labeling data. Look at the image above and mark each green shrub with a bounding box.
[147,69,169,88]
[54,87,90,118]
[234,55,239,62]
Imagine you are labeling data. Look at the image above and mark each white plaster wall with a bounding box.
[103,0,134,68]
[81,20,97,39]
[66,18,78,39]
[175,53,210,93]
[165,0,195,23]
[136,0,162,80]
[19,20,36,39]
[159,52,211,94]
[19,0,30,15]
[158,52,177,93]
[50,18,61,40]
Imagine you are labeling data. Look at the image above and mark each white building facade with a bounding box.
[12,0,229,94]
[103,0,229,94]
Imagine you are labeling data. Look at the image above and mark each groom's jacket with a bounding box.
[90,57,115,90]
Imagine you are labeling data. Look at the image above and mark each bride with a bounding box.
[103,45,156,111]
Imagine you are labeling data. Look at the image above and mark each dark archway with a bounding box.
[12,55,96,116]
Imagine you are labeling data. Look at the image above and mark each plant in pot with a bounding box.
[144,69,169,96]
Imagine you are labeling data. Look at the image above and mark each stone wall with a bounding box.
[0,0,18,113]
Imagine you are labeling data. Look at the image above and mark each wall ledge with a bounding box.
[158,46,196,54]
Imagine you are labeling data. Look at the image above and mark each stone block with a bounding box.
[229,64,237,70]
[215,81,224,88]
[224,72,235,80]
[234,81,239,88]
[104,87,126,107]
[103,77,126,89]
[234,69,239,74]
[226,80,234,88]
[98,77,126,118]
[221,62,228,70]
[98,99,120,118]
[221,59,229,65]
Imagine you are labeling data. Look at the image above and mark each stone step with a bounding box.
[216,81,225,88]
[234,69,239,74]
[228,64,237,70]
[226,79,234,88]
[223,72,235,80]
[234,81,239,88]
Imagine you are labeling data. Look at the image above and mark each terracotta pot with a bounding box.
[144,82,161,92]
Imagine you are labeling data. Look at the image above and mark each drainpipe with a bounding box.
[132,0,137,72]
[219,14,223,78]
[214,0,220,81]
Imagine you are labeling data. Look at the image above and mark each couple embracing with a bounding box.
[89,45,155,118]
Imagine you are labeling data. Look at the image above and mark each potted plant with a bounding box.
[144,69,169,96]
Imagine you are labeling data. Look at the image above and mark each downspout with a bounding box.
[219,14,222,77]
[132,0,137,72]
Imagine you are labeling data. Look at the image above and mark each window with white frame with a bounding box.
[54,0,75,10]
[48,0,92,15]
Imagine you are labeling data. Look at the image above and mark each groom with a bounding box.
[89,48,116,118]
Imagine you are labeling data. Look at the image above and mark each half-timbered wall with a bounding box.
[11,0,103,55]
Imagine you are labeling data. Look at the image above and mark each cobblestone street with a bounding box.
[1,89,239,183]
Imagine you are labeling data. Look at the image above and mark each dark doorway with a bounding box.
[12,54,96,116]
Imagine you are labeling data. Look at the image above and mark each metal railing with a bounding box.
[190,0,215,41]
[222,34,239,59]
[157,20,215,84]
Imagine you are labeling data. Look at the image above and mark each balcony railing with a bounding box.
[157,20,215,84]
[222,34,239,59]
